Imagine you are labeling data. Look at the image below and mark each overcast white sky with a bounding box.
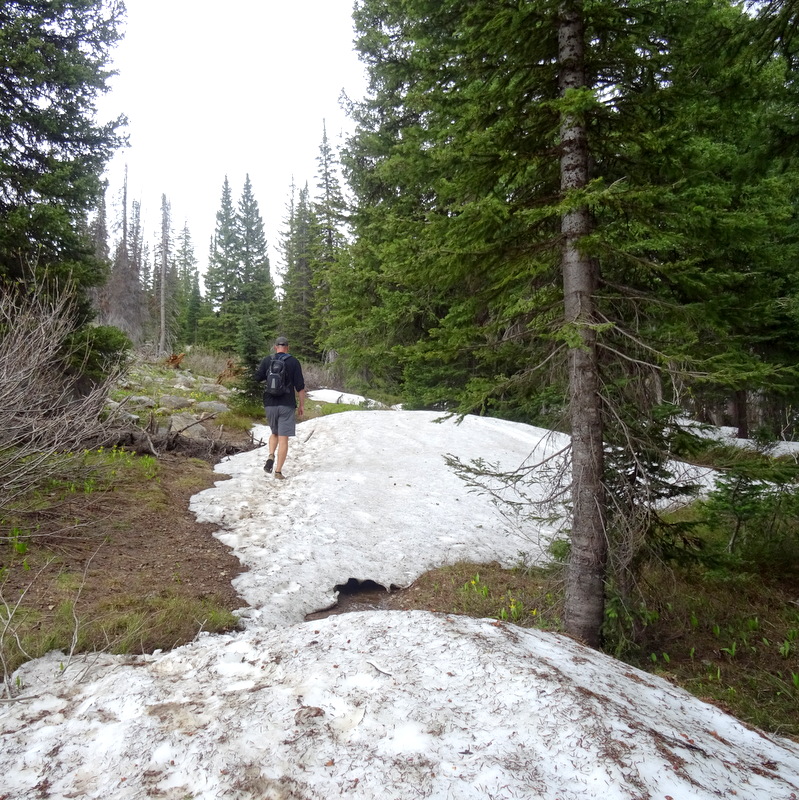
[97,0,368,275]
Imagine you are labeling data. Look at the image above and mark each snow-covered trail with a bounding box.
[2,409,798,800]
[6,611,799,800]
[189,410,567,626]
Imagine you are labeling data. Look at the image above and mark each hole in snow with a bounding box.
[335,577,387,595]
[305,578,404,621]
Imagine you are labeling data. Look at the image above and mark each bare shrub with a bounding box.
[181,346,231,379]
[0,282,118,520]
[301,360,344,392]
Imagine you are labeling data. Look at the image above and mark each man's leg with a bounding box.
[264,412,278,472]
[268,406,296,478]
[275,435,289,474]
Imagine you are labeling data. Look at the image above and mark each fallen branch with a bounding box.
[101,425,247,461]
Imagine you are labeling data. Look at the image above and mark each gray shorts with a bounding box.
[265,405,296,437]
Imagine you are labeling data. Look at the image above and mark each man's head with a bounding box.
[274,336,289,352]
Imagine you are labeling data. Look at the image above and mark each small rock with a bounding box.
[158,394,195,411]
[195,401,229,414]
[199,383,229,396]
[127,395,156,408]
[169,412,208,439]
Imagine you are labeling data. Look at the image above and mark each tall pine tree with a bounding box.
[279,182,321,359]
[202,175,277,352]
[202,176,240,350]
[153,194,177,356]
[341,0,799,645]
[174,222,207,347]
[0,0,125,320]
[313,122,349,357]
[236,174,279,342]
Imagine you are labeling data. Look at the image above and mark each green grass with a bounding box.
[318,403,364,416]
[0,446,242,683]
[395,561,563,629]
[610,555,799,737]
[215,409,263,431]
[1,593,240,675]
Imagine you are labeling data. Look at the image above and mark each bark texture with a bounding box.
[558,0,607,648]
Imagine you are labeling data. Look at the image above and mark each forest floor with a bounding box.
[2,411,798,742]
[1,431,246,662]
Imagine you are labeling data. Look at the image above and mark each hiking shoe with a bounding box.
[264,454,275,473]
[274,471,285,480]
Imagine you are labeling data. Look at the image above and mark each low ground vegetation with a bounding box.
[0,445,245,682]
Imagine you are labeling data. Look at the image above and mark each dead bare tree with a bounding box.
[0,280,119,522]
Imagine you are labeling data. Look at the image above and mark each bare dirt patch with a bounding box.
[1,428,250,670]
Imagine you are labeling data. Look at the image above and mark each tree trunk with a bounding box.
[159,194,169,357]
[558,0,607,648]
[733,389,749,439]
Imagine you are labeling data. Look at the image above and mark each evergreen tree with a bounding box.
[153,194,177,355]
[89,186,111,265]
[184,272,205,347]
[237,174,268,284]
[129,199,147,293]
[202,176,240,349]
[174,222,206,347]
[236,174,279,341]
[280,182,321,359]
[175,223,197,296]
[88,184,111,320]
[556,0,606,648]
[235,308,268,404]
[312,122,348,356]
[205,176,240,307]
[339,0,564,404]
[0,0,125,317]
[754,0,799,48]
[314,122,347,259]
[201,174,278,352]
[139,241,154,343]
[342,0,799,645]
[278,177,298,300]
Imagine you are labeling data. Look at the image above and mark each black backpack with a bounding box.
[264,353,291,396]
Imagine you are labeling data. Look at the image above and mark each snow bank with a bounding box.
[5,611,799,800]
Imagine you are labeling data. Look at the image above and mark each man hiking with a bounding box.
[254,336,306,480]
